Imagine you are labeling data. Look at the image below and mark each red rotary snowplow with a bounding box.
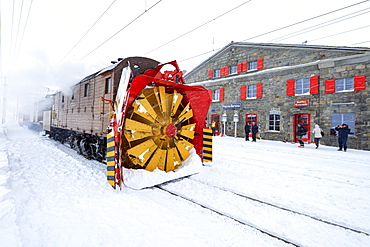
[104,57,211,189]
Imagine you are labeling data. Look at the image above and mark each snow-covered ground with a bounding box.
[1,122,369,247]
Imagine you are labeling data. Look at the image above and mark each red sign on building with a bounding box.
[294,100,309,107]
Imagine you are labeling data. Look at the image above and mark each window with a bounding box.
[331,113,355,135]
[213,69,220,78]
[247,84,256,98]
[105,77,111,94]
[71,89,75,100]
[295,78,310,95]
[84,83,90,97]
[229,65,237,74]
[287,76,319,96]
[212,89,220,101]
[248,60,257,70]
[269,114,280,131]
[61,94,65,103]
[336,77,354,92]
[325,75,366,93]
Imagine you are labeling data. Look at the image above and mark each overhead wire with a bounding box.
[13,0,25,66]
[78,0,163,62]
[9,0,16,66]
[13,0,34,67]
[144,0,252,55]
[351,40,370,45]
[0,0,2,75]
[178,0,370,67]
[59,0,117,64]
[270,8,370,42]
[241,0,369,42]
[309,24,370,43]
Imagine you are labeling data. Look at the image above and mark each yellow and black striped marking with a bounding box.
[106,132,115,187]
[203,128,212,162]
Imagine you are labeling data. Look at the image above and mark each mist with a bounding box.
[1,49,105,122]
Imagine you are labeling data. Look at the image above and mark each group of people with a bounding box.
[244,122,259,142]
[218,119,350,151]
[296,123,351,151]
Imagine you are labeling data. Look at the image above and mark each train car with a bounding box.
[45,57,211,189]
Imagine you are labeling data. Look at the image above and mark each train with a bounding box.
[42,57,212,189]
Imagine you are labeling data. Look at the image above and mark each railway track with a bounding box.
[156,177,370,247]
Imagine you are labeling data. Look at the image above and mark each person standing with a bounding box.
[211,121,216,136]
[251,122,258,142]
[244,122,250,141]
[312,124,323,149]
[335,124,351,152]
[296,123,307,148]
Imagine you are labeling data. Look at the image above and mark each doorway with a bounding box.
[245,114,258,138]
[294,113,310,143]
[211,114,220,135]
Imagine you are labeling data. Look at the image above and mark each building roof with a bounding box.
[185,42,370,78]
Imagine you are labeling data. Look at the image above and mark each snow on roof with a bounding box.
[79,62,119,84]
[186,42,370,77]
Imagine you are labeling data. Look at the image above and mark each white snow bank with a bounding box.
[123,148,202,189]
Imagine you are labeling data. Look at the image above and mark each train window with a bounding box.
[133,64,140,71]
[105,78,111,94]
[84,83,90,97]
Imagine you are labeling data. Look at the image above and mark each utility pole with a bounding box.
[1,77,7,124]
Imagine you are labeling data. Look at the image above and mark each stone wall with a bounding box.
[184,43,370,150]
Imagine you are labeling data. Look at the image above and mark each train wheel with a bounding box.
[122,86,196,172]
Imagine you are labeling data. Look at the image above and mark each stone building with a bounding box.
[184,42,370,150]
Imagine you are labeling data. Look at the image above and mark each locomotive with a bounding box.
[44,57,212,189]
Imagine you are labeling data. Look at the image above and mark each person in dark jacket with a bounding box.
[296,123,307,148]
[251,122,258,142]
[335,124,351,152]
[244,122,250,141]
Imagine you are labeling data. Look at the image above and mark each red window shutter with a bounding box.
[242,62,247,72]
[286,79,295,96]
[237,63,242,73]
[220,67,224,77]
[240,85,246,100]
[257,58,264,70]
[208,70,213,79]
[310,76,319,94]
[325,79,335,93]
[256,83,263,98]
[219,88,224,101]
[224,66,229,76]
[208,90,212,100]
[354,75,366,91]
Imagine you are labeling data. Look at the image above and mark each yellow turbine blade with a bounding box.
[134,95,159,122]
[126,139,157,167]
[177,109,193,124]
[175,138,193,160]
[132,100,156,123]
[175,103,193,124]
[165,148,175,172]
[165,93,173,122]
[124,119,152,132]
[179,123,196,139]
[159,86,167,115]
[172,147,183,170]
[145,148,166,171]
[124,130,152,142]
[179,130,195,139]
[171,92,183,117]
